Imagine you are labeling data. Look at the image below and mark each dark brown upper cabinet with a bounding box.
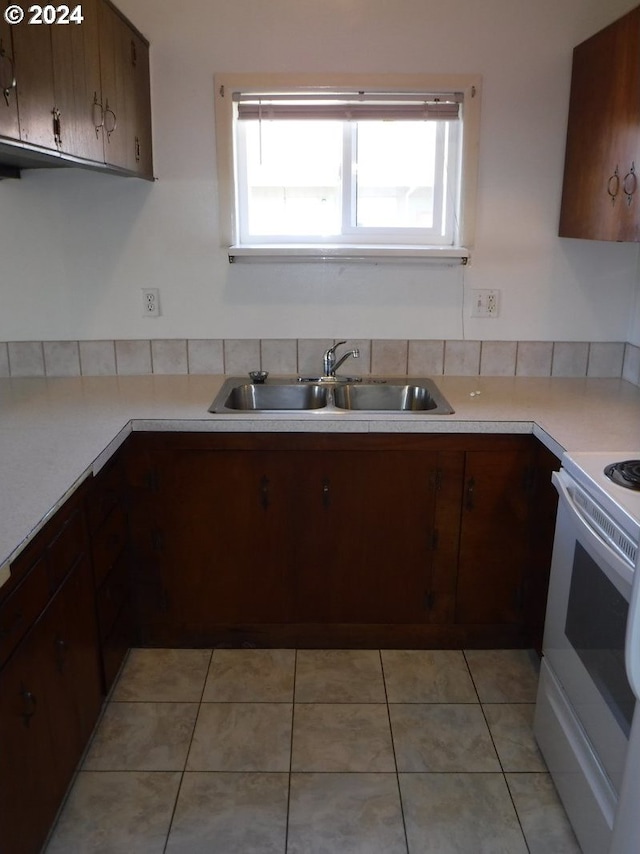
[0,0,153,179]
[0,12,19,142]
[559,7,640,241]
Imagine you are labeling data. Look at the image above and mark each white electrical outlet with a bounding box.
[142,288,160,317]
[470,288,500,318]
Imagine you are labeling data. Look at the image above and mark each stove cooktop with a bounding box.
[562,451,640,540]
[605,460,640,491]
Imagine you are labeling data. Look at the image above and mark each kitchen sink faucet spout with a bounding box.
[323,341,360,377]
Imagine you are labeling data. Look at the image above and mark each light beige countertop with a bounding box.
[1,373,640,584]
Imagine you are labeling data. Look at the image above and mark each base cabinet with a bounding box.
[0,489,103,854]
[125,432,558,649]
[0,427,559,853]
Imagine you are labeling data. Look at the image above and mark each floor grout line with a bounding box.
[380,649,412,854]
[161,647,214,853]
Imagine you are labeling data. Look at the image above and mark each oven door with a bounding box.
[542,468,635,793]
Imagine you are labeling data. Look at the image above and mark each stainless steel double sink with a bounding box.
[208,377,454,414]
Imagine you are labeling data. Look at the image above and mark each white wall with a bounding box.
[1,0,639,343]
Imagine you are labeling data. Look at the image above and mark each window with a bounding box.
[215,75,481,262]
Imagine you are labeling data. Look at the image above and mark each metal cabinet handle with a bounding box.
[624,162,637,206]
[104,100,117,141]
[55,636,68,672]
[465,477,475,510]
[0,40,16,106]
[52,107,62,148]
[21,689,37,726]
[92,91,104,138]
[260,475,269,510]
[607,166,620,205]
[322,478,330,509]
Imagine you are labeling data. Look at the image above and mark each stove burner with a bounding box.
[604,460,640,491]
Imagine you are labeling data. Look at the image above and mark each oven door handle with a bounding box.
[553,469,635,589]
[626,562,640,699]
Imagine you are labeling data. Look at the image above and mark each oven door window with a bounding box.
[565,542,634,737]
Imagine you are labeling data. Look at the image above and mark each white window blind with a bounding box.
[234,92,462,122]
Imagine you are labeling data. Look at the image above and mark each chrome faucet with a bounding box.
[323,341,360,377]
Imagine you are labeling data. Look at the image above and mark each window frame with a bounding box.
[214,73,481,263]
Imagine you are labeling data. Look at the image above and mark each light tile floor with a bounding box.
[45,648,582,854]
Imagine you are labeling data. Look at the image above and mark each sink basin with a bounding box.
[208,377,454,414]
[220,383,328,411]
[334,383,447,412]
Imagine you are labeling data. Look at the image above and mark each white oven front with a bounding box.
[534,467,637,854]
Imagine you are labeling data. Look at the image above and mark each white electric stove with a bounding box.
[535,449,640,854]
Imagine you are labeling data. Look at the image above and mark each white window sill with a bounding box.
[228,244,470,264]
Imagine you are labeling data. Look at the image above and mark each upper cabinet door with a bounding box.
[98,0,153,177]
[51,0,104,161]
[98,0,130,169]
[129,32,153,178]
[10,14,56,149]
[559,7,640,242]
[0,14,19,140]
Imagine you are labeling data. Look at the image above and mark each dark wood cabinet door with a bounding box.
[97,0,152,175]
[41,557,103,790]
[10,18,56,148]
[0,559,102,854]
[0,623,59,854]
[132,448,296,640]
[559,7,640,241]
[128,31,152,176]
[51,0,104,161]
[456,446,534,625]
[98,0,130,168]
[0,14,19,140]
[294,451,439,624]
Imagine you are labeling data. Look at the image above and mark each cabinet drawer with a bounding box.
[48,508,87,591]
[86,463,124,535]
[0,556,49,668]
[96,551,129,643]
[92,505,128,589]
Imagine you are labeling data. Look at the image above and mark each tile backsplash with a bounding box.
[1,339,639,387]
